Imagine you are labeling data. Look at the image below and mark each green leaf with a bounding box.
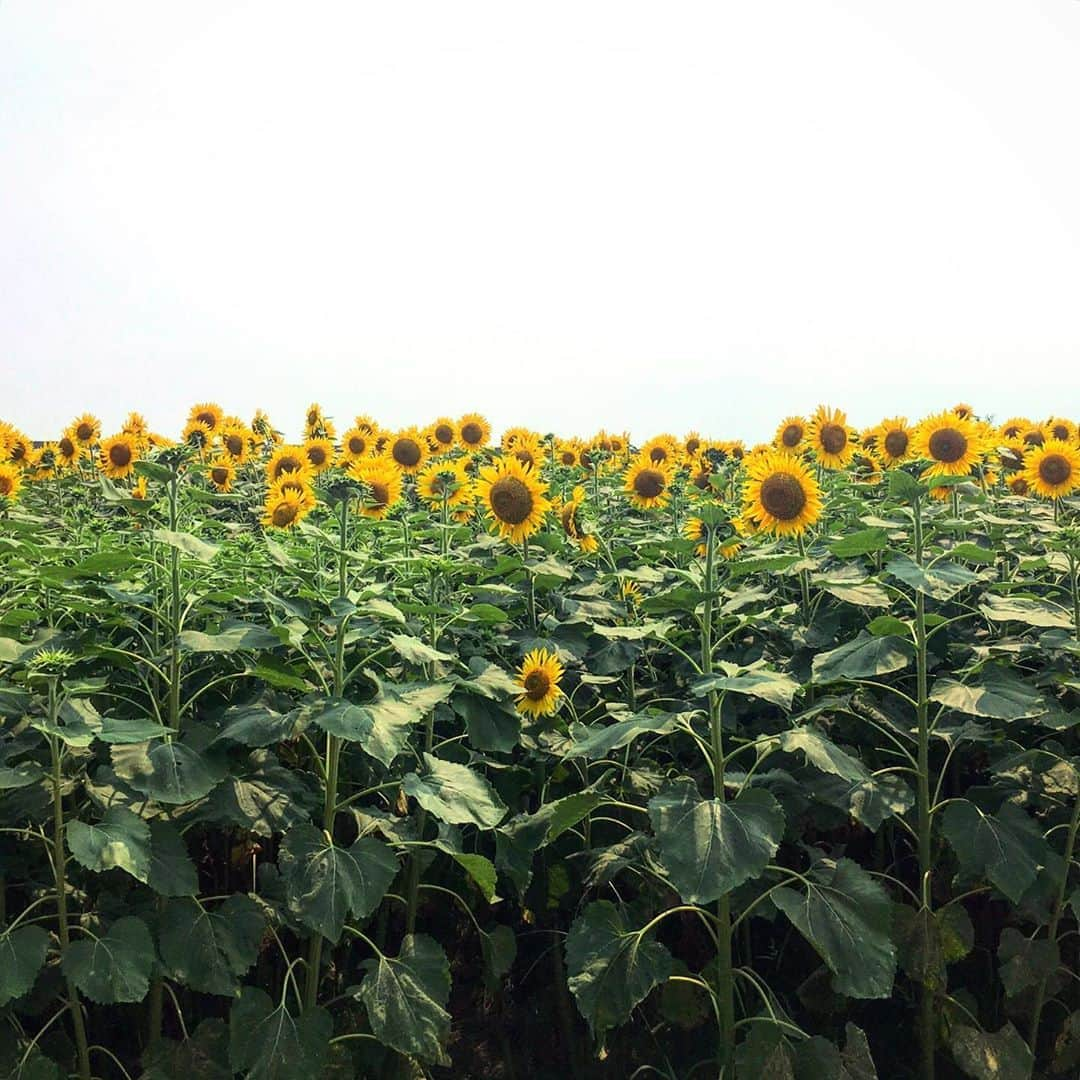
[228,987,332,1080]
[829,528,888,557]
[693,670,801,709]
[941,801,1047,903]
[147,820,199,896]
[389,634,454,665]
[818,579,892,608]
[67,807,151,882]
[125,742,223,804]
[997,927,1059,999]
[948,1022,1033,1080]
[179,624,281,653]
[887,469,926,501]
[0,762,45,789]
[772,857,895,999]
[278,824,398,943]
[565,900,674,1038]
[216,704,301,747]
[886,554,980,600]
[151,529,220,563]
[649,780,784,905]
[403,753,506,829]
[812,632,914,683]
[929,670,1047,721]
[950,542,996,564]
[0,925,50,1006]
[159,895,265,996]
[979,594,1073,630]
[794,1023,879,1079]
[564,710,689,760]
[62,915,155,1004]
[135,460,176,482]
[95,717,172,744]
[139,1019,232,1080]
[356,934,451,1066]
[867,614,909,637]
[776,728,869,782]
[728,554,803,578]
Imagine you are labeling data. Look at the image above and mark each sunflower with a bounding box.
[476,456,551,543]
[55,434,83,469]
[428,417,458,453]
[99,433,139,479]
[624,455,674,510]
[262,489,312,530]
[416,458,474,508]
[0,463,23,502]
[688,454,713,494]
[683,517,711,557]
[218,424,252,463]
[69,413,101,446]
[387,428,429,474]
[998,417,1027,440]
[1019,422,1048,450]
[851,451,882,485]
[122,412,149,438]
[641,435,679,469]
[774,417,807,454]
[131,477,149,500]
[206,459,236,492]
[5,431,31,466]
[304,403,336,441]
[683,431,703,459]
[252,409,282,447]
[188,402,223,433]
[621,580,642,607]
[1008,474,1031,497]
[609,432,629,457]
[1045,417,1078,445]
[339,427,374,464]
[874,417,913,466]
[349,457,403,520]
[806,405,855,469]
[742,451,823,536]
[555,440,582,468]
[509,433,544,471]
[269,474,316,511]
[353,414,380,437]
[557,485,595,551]
[514,648,564,718]
[1020,439,1080,499]
[181,419,213,455]
[267,445,311,484]
[303,438,335,475]
[953,402,975,420]
[912,411,985,478]
[502,426,538,452]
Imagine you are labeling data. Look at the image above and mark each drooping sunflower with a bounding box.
[1045,417,1078,445]
[719,440,746,463]
[206,459,236,492]
[266,445,312,484]
[1020,439,1080,499]
[774,417,807,454]
[851,451,882,485]
[624,455,674,510]
[339,427,375,464]
[682,431,704,459]
[514,648,564,718]
[218,424,252,463]
[181,419,213,455]
[303,438,335,475]
[874,417,913,466]
[428,417,458,453]
[349,457,404,520]
[55,434,83,469]
[1008,474,1031,497]
[952,402,975,420]
[188,402,223,433]
[387,428,429,474]
[912,411,985,478]
[556,485,597,553]
[122,412,149,438]
[742,451,823,536]
[262,489,312,530]
[687,453,714,494]
[252,409,282,447]
[69,413,101,446]
[353,414,380,437]
[99,433,139,479]
[476,456,551,543]
[5,431,31,466]
[416,458,474,509]
[0,463,23,502]
[806,405,855,469]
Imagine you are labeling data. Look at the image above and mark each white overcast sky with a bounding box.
[2,1,1079,443]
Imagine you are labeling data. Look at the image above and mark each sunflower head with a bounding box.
[56,434,83,469]
[742,451,823,536]
[624,455,675,510]
[182,419,213,454]
[207,458,236,492]
[874,417,913,466]
[807,405,854,469]
[99,433,140,479]
[477,457,551,544]
[262,489,311,530]
[267,446,312,484]
[348,457,404,520]
[1045,418,1078,445]
[303,438,335,474]
[417,458,473,508]
[515,648,565,718]
[219,424,251,462]
[641,435,678,469]
[428,418,458,452]
[912,412,985,478]
[1020,439,1080,500]
[0,462,23,502]
[188,402,223,433]
[952,403,974,420]
[555,440,581,468]
[122,412,149,437]
[69,413,101,445]
[774,417,807,453]
[387,428,429,474]
[457,413,491,451]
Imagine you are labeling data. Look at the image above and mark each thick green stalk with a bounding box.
[167,477,181,733]
[1028,784,1080,1053]
[49,696,91,1080]
[1070,552,1079,644]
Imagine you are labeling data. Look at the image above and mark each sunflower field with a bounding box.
[2,403,1080,1080]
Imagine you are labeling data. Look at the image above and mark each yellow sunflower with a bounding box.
[387,428,429,474]
[742,451,823,537]
[1008,474,1031,497]
[349,457,403,520]
[999,417,1029,441]
[6,432,31,466]
[621,580,642,607]
[641,435,679,469]
[122,412,149,438]
[807,405,855,469]
[555,440,582,468]
[774,417,807,454]
[131,477,149,500]
[1020,439,1080,499]
[624,455,674,510]
[514,648,564,718]
[269,475,317,512]
[0,463,23,502]
[501,426,538,452]
[416,458,474,509]
[509,433,544,471]
[181,419,213,455]
[262,489,312,530]
[682,431,704,459]
[188,402,223,433]
[556,485,596,552]
[476,456,551,543]
[1019,422,1048,450]
[266,445,312,484]
[428,417,458,453]
[687,454,714,495]
[353,414,380,437]
[69,413,101,446]
[99,434,139,479]
[852,451,882,485]
[1045,417,1078,445]
[207,459,236,492]
[252,409,282,447]
[303,438,335,475]
[912,411,985,478]
[218,424,252,463]
[953,402,975,420]
[874,417,913,466]
[55,434,83,469]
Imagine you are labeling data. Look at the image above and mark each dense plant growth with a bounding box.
[1,404,1079,1079]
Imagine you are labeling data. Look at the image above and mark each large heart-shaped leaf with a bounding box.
[159,896,265,996]
[67,807,151,882]
[403,754,506,829]
[62,915,155,1004]
[0,925,50,1006]
[228,987,332,1080]
[812,632,914,683]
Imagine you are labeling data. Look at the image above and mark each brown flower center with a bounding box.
[692,469,710,490]
[76,422,94,441]
[883,430,909,458]
[393,438,421,467]
[1024,430,1045,447]
[759,473,807,521]
[368,481,389,507]
[272,502,298,527]
[514,448,537,468]
[1038,454,1072,487]
[560,504,578,536]
[461,422,483,446]
[781,424,803,448]
[225,433,245,456]
[273,455,303,479]
[633,469,666,500]
[109,442,132,467]
[307,445,327,467]
[649,446,669,464]
[434,424,454,445]
[1010,477,1029,495]
[348,436,366,455]
[59,437,75,457]
[928,428,967,464]
[489,476,534,525]
[560,450,576,466]
[524,669,551,700]
[196,411,218,430]
[1003,424,1021,438]
[211,467,230,485]
[0,476,12,496]
[686,437,700,454]
[818,423,847,455]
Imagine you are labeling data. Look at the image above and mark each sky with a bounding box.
[2,0,1079,444]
